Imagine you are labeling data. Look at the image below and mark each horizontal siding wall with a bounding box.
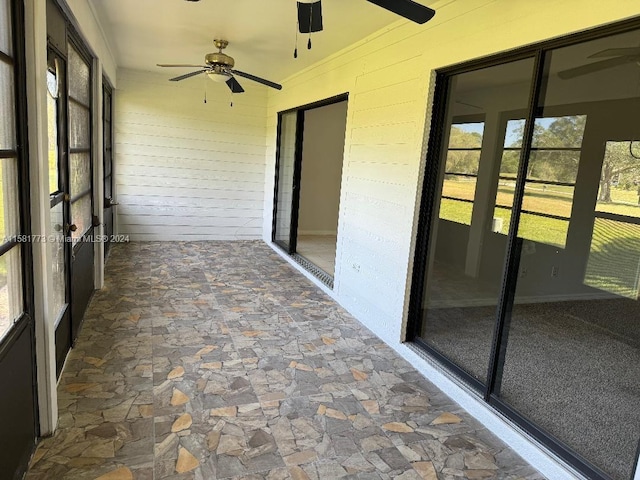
[264,1,640,476]
[264,0,640,345]
[115,69,268,240]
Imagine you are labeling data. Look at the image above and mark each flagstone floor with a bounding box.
[25,241,545,480]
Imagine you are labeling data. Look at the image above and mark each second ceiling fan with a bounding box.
[157,39,282,92]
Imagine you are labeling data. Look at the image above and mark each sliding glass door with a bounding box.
[410,21,640,480]
[272,110,300,252]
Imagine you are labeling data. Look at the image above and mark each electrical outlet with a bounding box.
[520,267,527,278]
[352,263,361,273]
[551,266,559,277]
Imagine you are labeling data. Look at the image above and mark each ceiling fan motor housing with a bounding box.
[205,52,235,69]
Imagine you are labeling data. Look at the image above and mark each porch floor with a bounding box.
[25,241,544,480]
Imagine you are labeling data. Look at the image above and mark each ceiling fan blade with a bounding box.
[169,70,207,82]
[229,69,282,90]
[557,56,633,80]
[366,0,435,24]
[158,64,207,68]
[226,76,245,93]
[588,47,640,58]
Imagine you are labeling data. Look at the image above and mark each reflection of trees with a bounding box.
[598,142,640,203]
[507,116,586,183]
[447,126,482,174]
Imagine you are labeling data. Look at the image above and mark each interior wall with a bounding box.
[263,2,640,477]
[114,69,268,240]
[298,101,347,235]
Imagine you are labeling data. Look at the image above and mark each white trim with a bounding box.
[25,0,58,436]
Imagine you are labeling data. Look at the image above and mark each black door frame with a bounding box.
[47,43,74,377]
[406,16,640,480]
[102,77,114,258]
[271,93,349,263]
[0,0,38,476]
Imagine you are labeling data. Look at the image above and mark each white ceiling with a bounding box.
[89,0,434,85]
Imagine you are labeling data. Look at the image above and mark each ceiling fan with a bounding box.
[558,45,640,80]
[157,39,282,92]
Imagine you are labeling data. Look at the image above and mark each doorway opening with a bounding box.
[272,94,348,286]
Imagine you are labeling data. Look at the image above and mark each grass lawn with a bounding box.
[440,179,640,249]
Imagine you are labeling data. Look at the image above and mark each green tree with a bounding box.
[598,142,640,203]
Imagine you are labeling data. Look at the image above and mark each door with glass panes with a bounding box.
[0,0,37,476]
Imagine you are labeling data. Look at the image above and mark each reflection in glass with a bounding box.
[0,246,23,341]
[50,202,66,322]
[273,111,297,248]
[0,0,11,57]
[68,44,90,106]
[0,157,20,240]
[70,153,91,196]
[71,194,92,241]
[0,60,16,150]
[69,102,90,149]
[496,28,640,480]
[47,72,60,194]
[417,57,535,383]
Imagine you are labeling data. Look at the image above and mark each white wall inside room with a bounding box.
[114,69,268,241]
[263,1,640,477]
[298,101,348,235]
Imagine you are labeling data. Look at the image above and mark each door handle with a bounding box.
[104,197,119,208]
[66,223,77,234]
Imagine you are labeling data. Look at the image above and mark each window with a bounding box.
[439,121,484,225]
[410,21,640,480]
[494,115,586,247]
[0,0,26,341]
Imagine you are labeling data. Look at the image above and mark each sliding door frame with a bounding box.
[407,16,640,480]
[271,93,349,258]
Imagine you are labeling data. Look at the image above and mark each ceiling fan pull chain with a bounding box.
[308,5,313,50]
[294,20,299,58]
[203,74,207,103]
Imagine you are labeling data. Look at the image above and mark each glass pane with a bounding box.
[585,218,640,299]
[0,157,20,239]
[0,60,16,150]
[595,141,640,216]
[0,0,11,57]
[47,79,59,193]
[497,27,640,480]
[70,153,91,196]
[527,150,581,183]
[504,119,526,148]
[517,212,569,248]
[416,57,536,383]
[438,198,473,225]
[498,149,521,178]
[71,194,92,241]
[442,175,477,202]
[68,44,90,106]
[50,202,66,321]
[273,111,297,248]
[69,102,90,149]
[448,122,484,149]
[0,246,23,341]
[445,149,480,175]
[522,183,575,219]
[532,115,586,149]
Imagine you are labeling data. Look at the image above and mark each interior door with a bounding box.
[0,0,38,476]
[47,48,73,376]
[67,41,94,341]
[103,80,114,257]
[272,110,303,252]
